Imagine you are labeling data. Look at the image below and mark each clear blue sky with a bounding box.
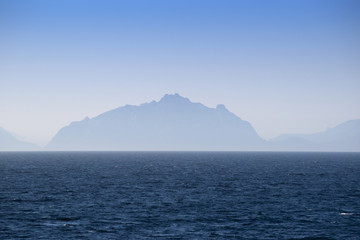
[1,0,360,145]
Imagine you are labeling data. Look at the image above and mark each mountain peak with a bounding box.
[216,104,228,111]
[159,93,190,104]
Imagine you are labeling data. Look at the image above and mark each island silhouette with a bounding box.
[1,94,359,151]
[47,93,265,151]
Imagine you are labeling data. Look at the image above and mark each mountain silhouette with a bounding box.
[270,119,360,151]
[0,127,39,151]
[47,93,265,150]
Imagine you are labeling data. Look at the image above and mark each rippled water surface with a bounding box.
[0,152,360,239]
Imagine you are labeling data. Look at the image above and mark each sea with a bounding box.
[0,152,359,240]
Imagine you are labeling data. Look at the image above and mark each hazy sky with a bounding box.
[1,0,360,146]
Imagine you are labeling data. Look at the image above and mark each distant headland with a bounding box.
[1,94,359,151]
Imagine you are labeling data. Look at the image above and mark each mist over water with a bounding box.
[1,152,359,239]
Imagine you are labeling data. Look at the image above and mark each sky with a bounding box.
[1,0,360,146]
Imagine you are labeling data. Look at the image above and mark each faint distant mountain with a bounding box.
[47,93,265,150]
[270,119,360,151]
[0,127,39,151]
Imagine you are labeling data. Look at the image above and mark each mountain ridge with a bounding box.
[47,93,265,151]
[1,94,359,151]
[0,127,40,151]
[269,119,360,151]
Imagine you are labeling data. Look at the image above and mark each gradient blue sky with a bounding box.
[1,0,360,145]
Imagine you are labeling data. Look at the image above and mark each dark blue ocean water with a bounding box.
[0,152,359,239]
